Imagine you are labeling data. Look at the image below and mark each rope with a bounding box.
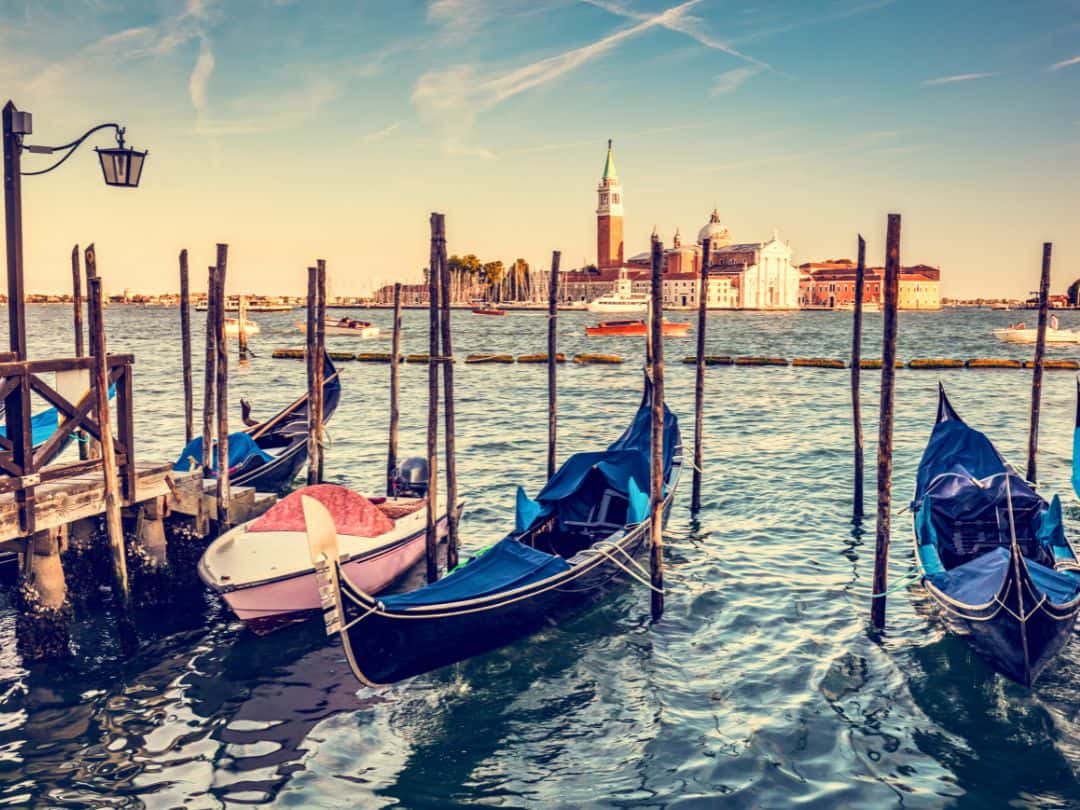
[870,569,922,598]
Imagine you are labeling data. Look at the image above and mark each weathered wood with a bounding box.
[871,214,901,630]
[313,260,327,484]
[306,266,318,485]
[3,102,27,361]
[238,294,249,361]
[135,495,167,567]
[214,244,230,529]
[548,250,560,480]
[438,227,459,570]
[425,214,443,584]
[649,234,665,620]
[71,245,84,357]
[852,235,866,522]
[387,282,402,493]
[83,246,101,461]
[202,265,217,473]
[1027,243,1052,483]
[88,275,129,602]
[179,249,193,443]
[691,238,710,514]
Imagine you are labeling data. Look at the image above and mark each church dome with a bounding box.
[697,209,731,247]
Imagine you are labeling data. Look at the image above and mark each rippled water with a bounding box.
[3,304,1080,808]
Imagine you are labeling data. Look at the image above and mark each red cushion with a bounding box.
[248,484,394,537]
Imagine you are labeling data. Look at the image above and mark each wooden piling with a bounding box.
[87,275,129,603]
[438,229,459,570]
[425,214,443,584]
[305,266,318,486]
[548,250,560,479]
[202,265,217,473]
[871,214,901,631]
[82,246,102,461]
[691,238,710,515]
[387,282,402,493]
[214,244,230,529]
[852,235,866,522]
[238,294,249,362]
[314,261,327,483]
[179,249,193,443]
[649,234,665,620]
[1026,243,1052,483]
[71,245,84,357]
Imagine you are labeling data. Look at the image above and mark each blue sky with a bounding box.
[2,0,1078,297]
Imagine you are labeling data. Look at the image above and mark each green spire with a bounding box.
[602,138,617,181]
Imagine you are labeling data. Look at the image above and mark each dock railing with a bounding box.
[0,353,135,534]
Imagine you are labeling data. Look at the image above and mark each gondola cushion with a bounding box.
[381,538,569,609]
[248,484,394,537]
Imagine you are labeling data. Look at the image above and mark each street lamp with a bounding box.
[3,99,148,359]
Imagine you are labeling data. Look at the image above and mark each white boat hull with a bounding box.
[993,328,1080,344]
[587,300,648,313]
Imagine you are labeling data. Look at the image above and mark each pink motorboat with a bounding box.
[198,484,459,634]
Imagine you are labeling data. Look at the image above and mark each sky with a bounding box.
[1,0,1078,298]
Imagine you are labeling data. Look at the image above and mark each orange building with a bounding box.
[799,259,941,309]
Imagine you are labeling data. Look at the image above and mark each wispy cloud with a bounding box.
[732,0,896,45]
[413,0,706,157]
[582,0,771,70]
[921,72,995,86]
[711,66,759,95]
[189,36,215,120]
[1048,55,1080,71]
[194,77,342,136]
[359,122,402,143]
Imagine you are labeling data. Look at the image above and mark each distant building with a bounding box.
[799,259,941,309]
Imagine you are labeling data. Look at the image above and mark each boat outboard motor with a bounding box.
[391,456,428,497]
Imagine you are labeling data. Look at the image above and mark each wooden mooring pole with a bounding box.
[1027,243,1052,483]
[871,214,901,630]
[71,244,89,460]
[852,235,866,522]
[425,214,443,584]
[691,238,711,515]
[83,246,101,460]
[313,260,327,484]
[387,282,402,493]
[438,226,459,570]
[87,273,129,603]
[202,265,217,473]
[179,249,193,443]
[238,294,249,362]
[548,250,560,479]
[214,244,230,529]
[649,233,665,620]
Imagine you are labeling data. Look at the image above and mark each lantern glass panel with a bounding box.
[127,151,145,186]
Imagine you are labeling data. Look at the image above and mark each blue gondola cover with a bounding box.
[381,539,570,609]
[173,431,273,473]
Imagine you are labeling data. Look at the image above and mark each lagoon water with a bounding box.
[2,304,1080,808]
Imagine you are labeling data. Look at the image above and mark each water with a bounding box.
[2,304,1080,808]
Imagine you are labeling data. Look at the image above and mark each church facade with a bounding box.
[567,141,801,310]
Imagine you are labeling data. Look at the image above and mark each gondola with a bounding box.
[174,353,341,493]
[1072,378,1080,502]
[303,374,681,686]
[912,385,1080,686]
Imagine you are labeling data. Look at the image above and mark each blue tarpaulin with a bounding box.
[381,538,570,609]
[0,385,116,448]
[173,431,273,473]
[916,388,1080,607]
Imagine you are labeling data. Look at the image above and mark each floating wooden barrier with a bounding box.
[357,352,399,362]
[908,358,964,370]
[793,358,845,369]
[518,353,567,363]
[1023,358,1078,370]
[574,353,623,364]
[734,356,789,367]
[966,358,1022,369]
[682,355,733,365]
[465,353,515,364]
[272,348,354,361]
[858,358,905,369]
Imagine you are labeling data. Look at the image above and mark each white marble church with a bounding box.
[697,211,801,310]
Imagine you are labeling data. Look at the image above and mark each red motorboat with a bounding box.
[471,307,506,316]
[585,319,692,337]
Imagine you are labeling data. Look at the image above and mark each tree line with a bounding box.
[427,254,538,303]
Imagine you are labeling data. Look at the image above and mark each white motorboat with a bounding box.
[993,319,1080,344]
[586,270,649,313]
[297,317,381,338]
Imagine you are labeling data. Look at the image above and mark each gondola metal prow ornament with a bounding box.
[302,495,345,637]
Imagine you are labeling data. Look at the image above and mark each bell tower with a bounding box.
[596,139,624,269]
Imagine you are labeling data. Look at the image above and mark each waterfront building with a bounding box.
[800,259,941,309]
[596,139,624,270]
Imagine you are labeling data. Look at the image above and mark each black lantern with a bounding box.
[95,129,147,187]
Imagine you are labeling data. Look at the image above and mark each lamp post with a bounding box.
[2,99,148,360]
